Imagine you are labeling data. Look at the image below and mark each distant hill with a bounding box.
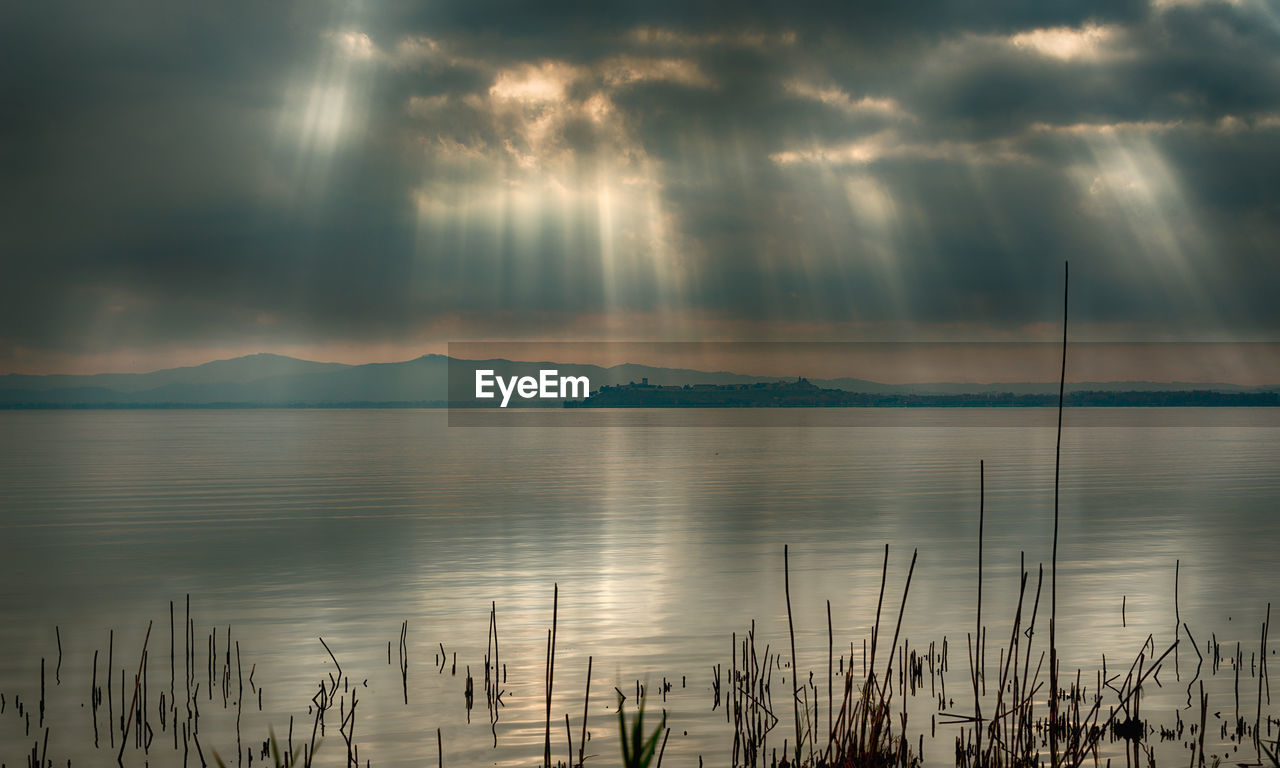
[0,353,350,394]
[0,353,1271,407]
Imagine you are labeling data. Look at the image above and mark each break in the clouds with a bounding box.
[1,0,1278,372]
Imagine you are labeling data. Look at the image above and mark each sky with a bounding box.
[1,0,1278,376]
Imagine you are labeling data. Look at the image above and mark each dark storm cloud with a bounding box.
[1,0,1278,368]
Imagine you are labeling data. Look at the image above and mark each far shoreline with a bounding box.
[2,391,1279,410]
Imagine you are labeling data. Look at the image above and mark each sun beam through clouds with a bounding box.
[3,0,1279,371]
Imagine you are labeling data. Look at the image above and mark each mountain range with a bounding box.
[0,353,1271,407]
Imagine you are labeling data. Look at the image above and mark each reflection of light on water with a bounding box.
[0,410,1277,765]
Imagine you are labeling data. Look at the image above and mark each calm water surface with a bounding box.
[0,408,1277,766]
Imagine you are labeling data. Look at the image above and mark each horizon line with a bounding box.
[3,347,1280,389]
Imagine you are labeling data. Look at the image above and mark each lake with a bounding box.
[0,408,1277,767]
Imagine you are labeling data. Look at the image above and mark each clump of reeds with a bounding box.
[717,544,924,768]
[805,547,922,768]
